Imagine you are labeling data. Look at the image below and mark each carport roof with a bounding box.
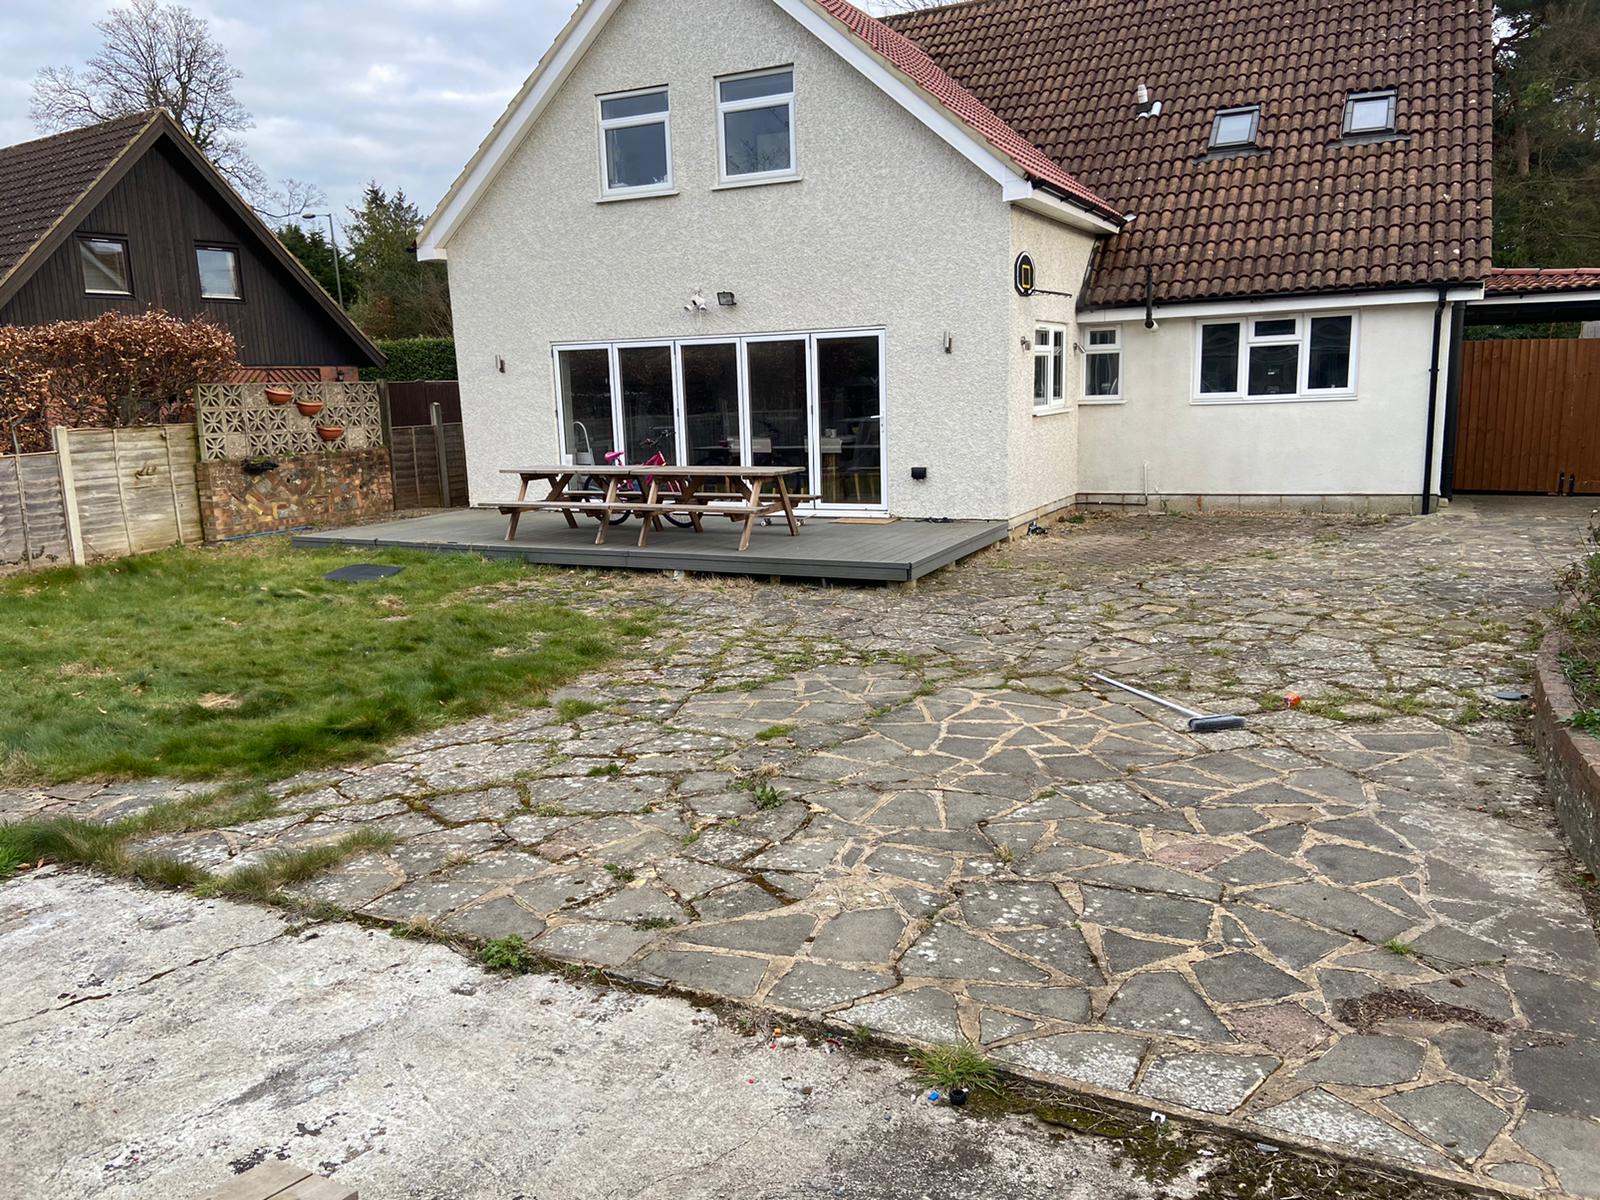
[1483,267,1600,296]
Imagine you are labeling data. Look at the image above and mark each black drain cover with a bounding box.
[324,564,404,583]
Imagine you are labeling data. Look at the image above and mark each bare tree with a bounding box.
[869,0,948,11]
[254,179,328,226]
[31,0,265,197]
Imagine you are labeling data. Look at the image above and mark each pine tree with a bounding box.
[344,184,451,339]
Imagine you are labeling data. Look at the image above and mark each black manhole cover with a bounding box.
[323,564,404,583]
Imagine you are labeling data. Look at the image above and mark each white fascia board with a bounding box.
[1001,180,1121,234]
[416,0,623,260]
[1475,288,1600,308]
[1080,285,1487,323]
[771,0,1015,189]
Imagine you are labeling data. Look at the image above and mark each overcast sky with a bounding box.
[0,0,578,230]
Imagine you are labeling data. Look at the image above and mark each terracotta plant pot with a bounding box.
[295,398,325,417]
[264,385,293,405]
[315,424,345,442]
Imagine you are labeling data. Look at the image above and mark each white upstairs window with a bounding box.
[598,87,672,197]
[717,68,796,182]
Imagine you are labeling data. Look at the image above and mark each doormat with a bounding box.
[832,516,899,525]
[324,564,405,583]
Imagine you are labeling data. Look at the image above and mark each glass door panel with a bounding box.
[745,338,810,496]
[680,342,741,466]
[616,344,675,461]
[816,334,882,506]
[556,347,614,464]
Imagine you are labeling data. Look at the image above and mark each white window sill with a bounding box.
[597,187,679,204]
[1191,392,1357,406]
[1080,397,1124,406]
[712,174,802,192]
[1032,404,1070,417]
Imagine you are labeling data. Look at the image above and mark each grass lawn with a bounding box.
[0,540,651,784]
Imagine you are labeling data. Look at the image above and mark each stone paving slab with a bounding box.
[12,498,1600,1196]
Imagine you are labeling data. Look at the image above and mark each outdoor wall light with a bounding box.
[911,466,928,481]
[717,291,737,307]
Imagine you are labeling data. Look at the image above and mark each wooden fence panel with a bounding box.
[58,425,202,559]
[1456,339,1600,493]
[388,423,466,508]
[0,452,73,566]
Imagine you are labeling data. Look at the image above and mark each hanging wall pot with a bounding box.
[315,423,345,442]
[265,385,293,405]
[295,398,325,417]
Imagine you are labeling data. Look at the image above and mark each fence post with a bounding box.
[378,380,393,448]
[430,401,451,507]
[53,427,86,566]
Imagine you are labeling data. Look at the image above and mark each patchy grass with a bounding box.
[586,763,624,778]
[195,830,395,902]
[480,934,538,972]
[753,723,795,742]
[1559,517,1600,724]
[0,540,648,785]
[556,699,606,722]
[603,862,636,882]
[912,1042,1001,1094]
[1382,937,1415,957]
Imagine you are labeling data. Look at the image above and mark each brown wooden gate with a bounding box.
[1454,339,1600,493]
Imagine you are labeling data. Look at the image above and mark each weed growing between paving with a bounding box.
[0,540,650,784]
[912,1042,1001,1094]
[1559,513,1600,724]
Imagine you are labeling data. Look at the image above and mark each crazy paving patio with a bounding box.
[10,497,1600,1197]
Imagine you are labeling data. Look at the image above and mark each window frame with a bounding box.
[1192,310,1359,403]
[1081,324,1123,404]
[1209,105,1261,150]
[1032,322,1068,412]
[78,235,133,297]
[194,242,243,302]
[596,84,674,200]
[715,66,798,186]
[1343,89,1397,137]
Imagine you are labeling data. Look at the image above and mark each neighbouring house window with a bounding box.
[598,87,671,196]
[1196,312,1357,400]
[1209,105,1260,149]
[195,245,241,300]
[718,68,795,181]
[79,236,131,295]
[1033,324,1067,409]
[1343,90,1396,136]
[1082,325,1121,401]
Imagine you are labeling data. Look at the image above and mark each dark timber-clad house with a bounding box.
[0,111,382,378]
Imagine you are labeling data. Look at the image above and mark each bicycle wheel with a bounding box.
[663,511,696,529]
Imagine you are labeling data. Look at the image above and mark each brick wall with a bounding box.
[1533,637,1600,876]
[196,448,393,540]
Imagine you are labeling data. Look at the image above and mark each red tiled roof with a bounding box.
[809,0,1120,219]
[887,0,1494,307]
[1484,268,1600,296]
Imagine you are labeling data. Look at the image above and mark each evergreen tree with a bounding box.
[344,184,451,339]
[277,223,354,308]
[1493,0,1600,266]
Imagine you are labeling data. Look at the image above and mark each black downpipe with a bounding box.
[1420,286,1449,514]
[1438,301,1466,499]
[1143,265,1156,329]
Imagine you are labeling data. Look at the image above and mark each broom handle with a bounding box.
[1091,673,1204,721]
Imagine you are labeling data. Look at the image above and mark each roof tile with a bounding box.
[887,0,1494,306]
[0,113,153,291]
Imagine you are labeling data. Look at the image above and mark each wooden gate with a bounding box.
[1454,339,1600,493]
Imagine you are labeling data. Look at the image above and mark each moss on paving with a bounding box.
[0,539,651,784]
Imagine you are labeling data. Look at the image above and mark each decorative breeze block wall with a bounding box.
[195,382,383,462]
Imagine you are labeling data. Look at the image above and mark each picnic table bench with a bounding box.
[498,464,811,552]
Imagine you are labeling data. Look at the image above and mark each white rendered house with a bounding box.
[418,0,1493,524]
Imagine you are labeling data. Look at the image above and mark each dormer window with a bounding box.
[1343,89,1396,136]
[1209,105,1260,150]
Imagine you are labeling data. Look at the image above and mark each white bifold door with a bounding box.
[553,329,884,512]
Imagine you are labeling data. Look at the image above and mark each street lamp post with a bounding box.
[301,211,344,309]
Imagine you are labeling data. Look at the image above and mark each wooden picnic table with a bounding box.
[497,464,808,552]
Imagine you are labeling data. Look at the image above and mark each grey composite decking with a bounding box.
[292,508,1008,582]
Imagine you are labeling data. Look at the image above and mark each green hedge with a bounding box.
[363,337,457,381]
